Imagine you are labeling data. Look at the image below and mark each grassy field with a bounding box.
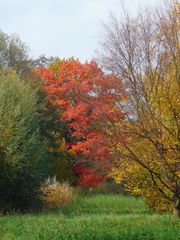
[0,194,179,240]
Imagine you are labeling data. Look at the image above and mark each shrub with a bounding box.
[41,178,75,209]
[89,182,127,195]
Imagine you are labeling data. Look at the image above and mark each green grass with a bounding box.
[61,194,147,215]
[0,194,179,240]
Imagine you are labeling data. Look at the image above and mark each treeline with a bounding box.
[0,1,180,217]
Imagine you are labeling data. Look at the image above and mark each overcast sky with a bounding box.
[0,0,163,62]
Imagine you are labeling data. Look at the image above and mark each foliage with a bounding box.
[49,138,76,183]
[0,69,48,212]
[28,68,77,183]
[0,30,57,79]
[78,182,127,195]
[100,1,180,214]
[0,31,32,76]
[38,58,125,186]
[74,166,106,188]
[41,178,75,209]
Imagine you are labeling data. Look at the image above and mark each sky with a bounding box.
[0,0,163,62]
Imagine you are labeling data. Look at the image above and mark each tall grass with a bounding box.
[41,181,75,209]
[0,194,179,240]
[61,194,148,215]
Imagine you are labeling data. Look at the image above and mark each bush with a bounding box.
[41,178,75,209]
[77,181,128,196]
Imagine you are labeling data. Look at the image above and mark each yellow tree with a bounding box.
[110,63,180,213]
[100,1,180,217]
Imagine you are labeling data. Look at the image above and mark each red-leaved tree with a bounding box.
[38,58,125,186]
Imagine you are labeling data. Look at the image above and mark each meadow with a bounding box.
[0,194,179,240]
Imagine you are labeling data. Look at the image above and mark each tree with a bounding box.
[0,30,73,196]
[0,31,33,76]
[30,69,77,184]
[99,1,180,217]
[0,30,56,78]
[0,69,49,212]
[38,58,125,186]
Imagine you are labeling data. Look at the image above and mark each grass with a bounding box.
[0,194,179,240]
[61,194,147,215]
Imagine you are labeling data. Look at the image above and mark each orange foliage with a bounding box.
[38,58,125,186]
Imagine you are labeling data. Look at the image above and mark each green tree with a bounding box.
[0,30,76,187]
[0,69,48,213]
[0,31,33,76]
[29,72,76,183]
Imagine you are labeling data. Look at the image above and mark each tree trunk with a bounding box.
[173,199,180,219]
